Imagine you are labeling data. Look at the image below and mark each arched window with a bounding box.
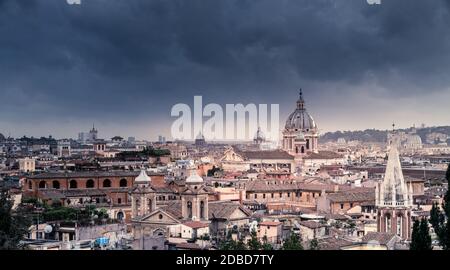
[200,201,205,219]
[295,147,299,154]
[52,181,60,189]
[187,201,192,218]
[301,146,305,153]
[103,179,111,188]
[86,179,95,189]
[119,179,127,187]
[69,180,77,189]
[306,139,310,149]
[117,212,124,221]
[39,181,46,189]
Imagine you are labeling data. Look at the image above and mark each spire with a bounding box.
[297,88,305,110]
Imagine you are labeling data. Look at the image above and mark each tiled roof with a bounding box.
[245,180,336,193]
[305,151,343,160]
[362,232,398,245]
[318,237,354,250]
[28,171,164,179]
[208,201,252,220]
[327,188,375,203]
[298,220,327,229]
[259,221,282,226]
[238,150,294,160]
[183,221,209,229]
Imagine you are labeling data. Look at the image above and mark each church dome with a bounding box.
[254,127,265,141]
[285,90,317,131]
[135,169,151,183]
[186,168,203,183]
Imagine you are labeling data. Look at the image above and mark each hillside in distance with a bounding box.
[320,126,450,143]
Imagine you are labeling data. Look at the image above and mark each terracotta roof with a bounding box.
[208,201,252,220]
[245,180,336,193]
[298,220,327,229]
[183,221,209,229]
[28,171,164,179]
[174,242,202,250]
[362,232,398,245]
[161,201,183,220]
[305,151,343,160]
[238,150,294,160]
[318,237,354,250]
[327,188,375,203]
[259,221,282,227]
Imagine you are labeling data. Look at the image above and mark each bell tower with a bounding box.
[376,139,413,240]
[130,170,156,218]
[181,168,209,221]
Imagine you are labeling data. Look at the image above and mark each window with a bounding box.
[119,179,127,187]
[86,179,94,189]
[350,203,353,208]
[271,193,274,198]
[263,194,266,199]
[187,201,192,218]
[39,181,46,189]
[28,181,33,190]
[52,181,60,189]
[254,194,257,199]
[159,214,163,220]
[279,192,282,198]
[69,180,77,189]
[103,179,111,188]
[340,204,344,209]
[200,201,205,219]
[118,198,122,204]
[288,193,290,198]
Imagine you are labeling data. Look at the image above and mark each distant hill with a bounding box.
[320,126,450,143]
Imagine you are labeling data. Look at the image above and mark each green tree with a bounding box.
[410,220,421,250]
[309,238,319,250]
[261,235,273,250]
[282,233,303,250]
[410,219,432,250]
[419,219,432,250]
[247,229,262,250]
[0,190,32,249]
[430,163,450,250]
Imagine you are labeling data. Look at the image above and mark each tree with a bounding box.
[282,233,303,250]
[430,163,450,250]
[309,238,319,250]
[419,219,432,250]
[410,220,420,250]
[261,235,273,250]
[410,219,432,250]
[247,230,262,250]
[0,190,32,249]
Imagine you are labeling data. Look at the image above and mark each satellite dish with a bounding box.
[44,225,53,234]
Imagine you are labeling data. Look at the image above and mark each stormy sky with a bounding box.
[1,0,450,140]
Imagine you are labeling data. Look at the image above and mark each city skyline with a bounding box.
[1,0,450,139]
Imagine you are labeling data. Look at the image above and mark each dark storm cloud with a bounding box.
[1,0,450,137]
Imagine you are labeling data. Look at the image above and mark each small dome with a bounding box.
[195,132,205,140]
[135,169,151,182]
[254,127,265,141]
[186,168,203,183]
